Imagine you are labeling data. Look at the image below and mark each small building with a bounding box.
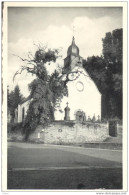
[17,96,31,123]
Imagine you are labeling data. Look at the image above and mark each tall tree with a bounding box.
[102,28,123,119]
[14,45,70,139]
[83,28,123,119]
[102,28,123,67]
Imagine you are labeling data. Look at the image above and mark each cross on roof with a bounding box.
[66,102,69,107]
[73,25,75,37]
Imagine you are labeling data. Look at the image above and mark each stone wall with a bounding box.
[28,121,109,144]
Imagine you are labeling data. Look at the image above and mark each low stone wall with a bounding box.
[28,121,109,144]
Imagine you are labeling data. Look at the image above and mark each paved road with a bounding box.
[7,142,122,189]
[8,142,122,169]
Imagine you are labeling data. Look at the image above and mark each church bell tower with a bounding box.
[64,36,83,73]
[54,35,101,122]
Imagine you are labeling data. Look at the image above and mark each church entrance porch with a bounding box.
[75,110,86,122]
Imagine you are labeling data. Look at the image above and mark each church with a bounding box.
[17,37,101,123]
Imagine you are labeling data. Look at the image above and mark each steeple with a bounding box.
[64,36,83,72]
[67,36,79,57]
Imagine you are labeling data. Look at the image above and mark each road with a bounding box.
[7,142,122,190]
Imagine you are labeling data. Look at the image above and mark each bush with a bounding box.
[7,122,23,133]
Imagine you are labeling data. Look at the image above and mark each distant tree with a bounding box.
[8,85,23,122]
[102,28,123,67]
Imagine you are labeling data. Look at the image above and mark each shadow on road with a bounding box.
[8,168,122,190]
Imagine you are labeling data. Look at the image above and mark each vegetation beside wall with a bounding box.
[7,122,24,142]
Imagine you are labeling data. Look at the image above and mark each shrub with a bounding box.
[7,122,23,134]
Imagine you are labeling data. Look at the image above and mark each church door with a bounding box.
[76,111,85,122]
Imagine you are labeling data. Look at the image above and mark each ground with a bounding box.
[8,142,122,190]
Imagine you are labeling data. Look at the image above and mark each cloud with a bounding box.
[72,16,122,57]
[8,15,122,96]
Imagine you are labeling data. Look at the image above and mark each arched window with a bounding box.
[22,107,25,121]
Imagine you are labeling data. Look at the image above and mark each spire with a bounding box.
[72,25,75,44]
[73,25,75,37]
[67,36,79,56]
[72,36,75,44]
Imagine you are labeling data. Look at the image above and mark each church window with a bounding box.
[76,81,84,92]
[22,107,25,121]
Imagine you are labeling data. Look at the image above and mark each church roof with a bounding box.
[19,95,31,105]
[67,36,79,56]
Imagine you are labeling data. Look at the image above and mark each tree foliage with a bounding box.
[83,56,108,93]
[102,28,123,66]
[83,28,122,119]
[8,85,23,122]
[14,45,70,138]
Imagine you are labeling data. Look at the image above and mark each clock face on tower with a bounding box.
[76,81,84,92]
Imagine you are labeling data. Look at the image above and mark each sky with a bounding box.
[8,6,123,97]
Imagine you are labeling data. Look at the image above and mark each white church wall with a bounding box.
[18,100,30,123]
[54,67,101,121]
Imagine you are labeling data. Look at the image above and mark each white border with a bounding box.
[2,1,128,193]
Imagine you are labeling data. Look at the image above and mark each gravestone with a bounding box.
[92,114,96,122]
[64,102,70,120]
[109,120,118,137]
[76,111,84,122]
[87,116,91,121]
[97,115,100,122]
[83,113,86,122]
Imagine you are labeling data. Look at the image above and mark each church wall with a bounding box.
[54,67,101,121]
[28,121,109,144]
[18,100,30,123]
